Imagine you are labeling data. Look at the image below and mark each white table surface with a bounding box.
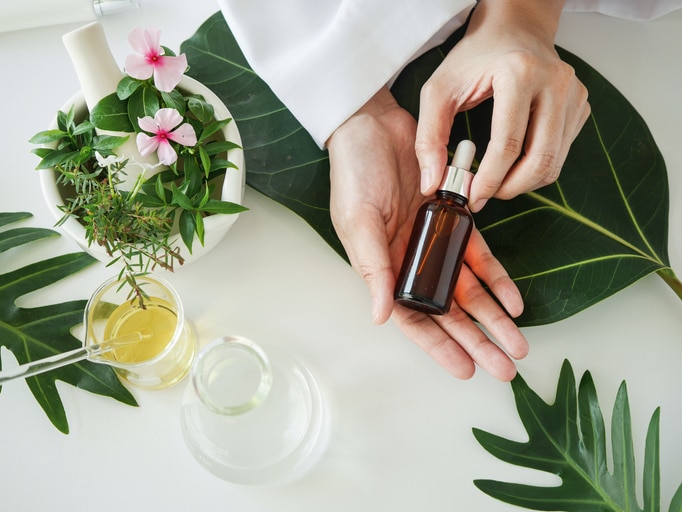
[1,2,681,510]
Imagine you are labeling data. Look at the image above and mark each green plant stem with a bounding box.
[657,268,682,301]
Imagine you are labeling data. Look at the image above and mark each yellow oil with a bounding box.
[102,297,177,364]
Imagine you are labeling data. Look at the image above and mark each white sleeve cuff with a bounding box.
[563,0,682,20]
[218,0,475,147]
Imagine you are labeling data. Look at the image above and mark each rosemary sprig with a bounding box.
[30,109,183,299]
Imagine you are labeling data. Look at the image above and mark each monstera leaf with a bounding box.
[0,212,137,434]
[473,360,682,511]
[181,13,679,326]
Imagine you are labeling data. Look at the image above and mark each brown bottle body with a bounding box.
[394,190,473,315]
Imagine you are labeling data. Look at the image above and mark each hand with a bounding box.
[327,87,528,381]
[416,0,591,212]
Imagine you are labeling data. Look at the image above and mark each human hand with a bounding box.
[327,87,528,381]
[416,0,591,212]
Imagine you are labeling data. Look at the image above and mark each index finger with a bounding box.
[469,85,531,212]
[415,80,457,196]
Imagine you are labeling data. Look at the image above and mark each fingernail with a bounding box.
[372,295,393,325]
[372,297,381,324]
[421,167,435,195]
[470,198,487,212]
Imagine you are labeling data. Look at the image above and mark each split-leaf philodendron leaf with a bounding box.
[473,360,682,511]
[181,12,681,326]
[0,212,137,434]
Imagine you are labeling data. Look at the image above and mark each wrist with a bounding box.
[473,0,565,45]
[326,86,396,147]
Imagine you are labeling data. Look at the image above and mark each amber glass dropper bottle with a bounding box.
[394,140,476,315]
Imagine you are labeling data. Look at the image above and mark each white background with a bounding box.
[0,1,681,510]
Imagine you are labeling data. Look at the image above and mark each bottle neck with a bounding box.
[192,336,273,416]
[436,189,468,207]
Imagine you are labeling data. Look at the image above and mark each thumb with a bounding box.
[341,218,396,324]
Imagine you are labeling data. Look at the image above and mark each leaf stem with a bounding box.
[656,268,682,301]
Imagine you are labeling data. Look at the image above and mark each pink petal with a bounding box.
[125,54,154,80]
[127,26,161,56]
[154,108,183,131]
[136,132,160,157]
[156,140,178,165]
[168,123,197,147]
[137,115,160,133]
[152,54,188,92]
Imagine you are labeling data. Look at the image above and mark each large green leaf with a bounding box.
[393,38,675,325]
[182,13,678,325]
[473,360,682,511]
[181,15,343,258]
[0,212,137,434]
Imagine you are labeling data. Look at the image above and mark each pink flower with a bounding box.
[125,26,187,92]
[136,108,197,166]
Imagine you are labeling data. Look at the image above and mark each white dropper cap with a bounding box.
[438,140,476,198]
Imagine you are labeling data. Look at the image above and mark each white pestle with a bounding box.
[62,21,161,190]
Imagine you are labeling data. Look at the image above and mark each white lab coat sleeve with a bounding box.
[217,0,475,148]
[563,0,682,20]
[217,0,682,148]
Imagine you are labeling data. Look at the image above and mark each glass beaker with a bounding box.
[180,336,327,485]
[85,274,196,389]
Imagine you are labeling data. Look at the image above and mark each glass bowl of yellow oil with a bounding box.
[84,274,195,389]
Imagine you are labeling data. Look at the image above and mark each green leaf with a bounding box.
[472,360,682,512]
[91,92,135,132]
[181,14,676,326]
[72,121,96,136]
[127,86,160,128]
[57,109,74,132]
[178,209,195,253]
[0,212,32,228]
[161,45,177,58]
[181,13,345,259]
[209,158,237,172]
[155,175,168,203]
[30,147,53,159]
[171,184,194,210]
[188,95,214,123]
[0,212,137,434]
[644,408,661,512]
[198,118,231,143]
[199,145,211,177]
[194,211,205,246]
[28,129,67,145]
[135,191,167,208]
[161,89,186,114]
[34,148,81,170]
[198,185,210,208]
[204,139,240,155]
[670,485,682,512]
[198,198,248,215]
[392,34,676,325]
[116,76,142,100]
[0,214,58,252]
[440,47,673,325]
[92,134,129,152]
